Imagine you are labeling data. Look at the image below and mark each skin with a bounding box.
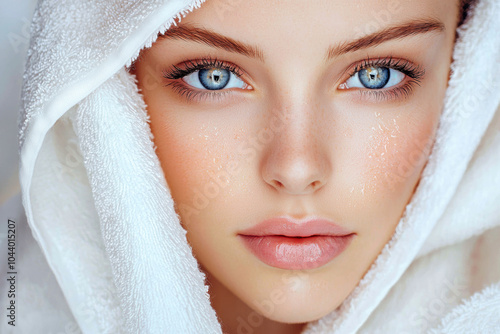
[132,0,460,333]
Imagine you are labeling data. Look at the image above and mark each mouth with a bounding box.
[238,216,355,270]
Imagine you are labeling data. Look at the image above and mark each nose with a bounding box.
[261,105,330,196]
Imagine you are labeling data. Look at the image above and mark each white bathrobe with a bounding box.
[0,0,499,333]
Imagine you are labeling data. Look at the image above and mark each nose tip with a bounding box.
[263,155,328,195]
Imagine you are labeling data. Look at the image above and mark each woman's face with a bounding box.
[134,0,459,329]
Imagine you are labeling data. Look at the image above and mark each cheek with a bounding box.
[334,104,441,269]
[362,113,436,197]
[152,121,224,215]
[148,108,250,231]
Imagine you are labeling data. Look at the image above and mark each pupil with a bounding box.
[368,68,378,80]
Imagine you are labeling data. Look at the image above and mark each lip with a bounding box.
[238,216,355,270]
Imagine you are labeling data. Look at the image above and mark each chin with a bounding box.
[242,283,343,324]
[253,301,336,324]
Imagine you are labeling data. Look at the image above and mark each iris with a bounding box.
[358,66,390,89]
[199,68,230,90]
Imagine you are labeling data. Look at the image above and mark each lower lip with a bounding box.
[239,234,354,270]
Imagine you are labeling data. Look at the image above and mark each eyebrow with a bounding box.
[158,24,265,62]
[157,19,445,63]
[326,19,445,60]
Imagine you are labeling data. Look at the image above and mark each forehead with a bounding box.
[179,0,458,50]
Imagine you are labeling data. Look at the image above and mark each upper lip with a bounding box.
[238,216,354,237]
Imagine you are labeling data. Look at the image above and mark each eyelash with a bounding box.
[162,56,425,103]
[345,57,425,101]
[162,56,244,103]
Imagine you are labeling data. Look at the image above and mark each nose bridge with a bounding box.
[261,92,330,195]
[272,97,312,152]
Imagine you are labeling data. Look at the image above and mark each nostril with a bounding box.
[273,180,284,189]
[268,178,324,195]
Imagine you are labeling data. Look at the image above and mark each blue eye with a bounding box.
[359,67,389,88]
[343,66,405,90]
[183,67,248,90]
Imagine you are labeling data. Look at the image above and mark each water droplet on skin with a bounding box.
[392,119,400,133]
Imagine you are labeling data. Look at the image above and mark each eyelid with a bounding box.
[162,57,255,103]
[162,57,254,102]
[163,57,251,82]
[336,56,425,102]
[340,56,425,85]
[165,80,235,103]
